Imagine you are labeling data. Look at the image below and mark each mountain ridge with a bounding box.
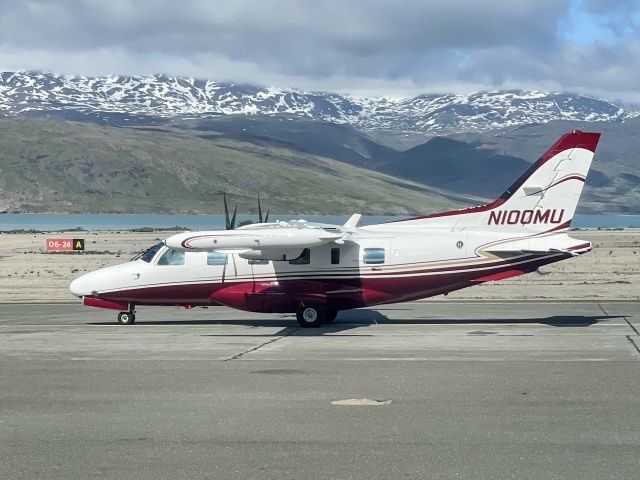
[1,71,635,137]
[1,72,637,215]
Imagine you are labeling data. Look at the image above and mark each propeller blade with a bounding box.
[230,204,238,230]
[264,208,269,223]
[223,192,231,230]
[258,194,263,223]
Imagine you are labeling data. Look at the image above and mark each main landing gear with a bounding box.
[295,304,338,328]
[117,310,136,325]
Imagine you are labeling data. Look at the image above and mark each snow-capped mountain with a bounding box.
[0,71,633,134]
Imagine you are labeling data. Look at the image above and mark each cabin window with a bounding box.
[248,259,269,265]
[363,248,385,264]
[207,252,228,265]
[331,248,340,265]
[289,248,311,265]
[157,248,185,266]
[136,242,164,263]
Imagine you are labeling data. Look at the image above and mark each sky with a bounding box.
[0,0,639,101]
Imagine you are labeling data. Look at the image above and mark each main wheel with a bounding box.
[117,311,136,325]
[296,304,325,328]
[323,307,338,324]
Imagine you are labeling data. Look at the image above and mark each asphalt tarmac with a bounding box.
[1,301,639,479]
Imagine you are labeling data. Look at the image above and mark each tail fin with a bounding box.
[400,130,600,233]
[494,130,600,222]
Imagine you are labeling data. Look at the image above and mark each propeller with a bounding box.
[258,194,269,223]
[224,193,268,229]
[223,192,237,230]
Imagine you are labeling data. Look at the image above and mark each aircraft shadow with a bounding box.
[88,309,621,335]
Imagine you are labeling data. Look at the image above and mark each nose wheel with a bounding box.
[117,311,136,325]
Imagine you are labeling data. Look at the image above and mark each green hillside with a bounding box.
[182,115,640,214]
[0,118,477,214]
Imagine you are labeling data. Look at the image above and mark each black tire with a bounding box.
[117,311,135,325]
[323,307,338,324]
[296,304,325,328]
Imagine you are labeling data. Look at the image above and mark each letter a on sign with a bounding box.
[72,239,85,251]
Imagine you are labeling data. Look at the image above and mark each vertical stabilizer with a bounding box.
[396,130,600,233]
[492,130,600,231]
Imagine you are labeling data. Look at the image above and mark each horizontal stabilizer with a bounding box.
[481,234,591,257]
[489,248,579,257]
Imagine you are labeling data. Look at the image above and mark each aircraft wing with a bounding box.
[164,214,362,260]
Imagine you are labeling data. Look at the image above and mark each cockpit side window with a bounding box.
[135,243,164,263]
[157,248,185,266]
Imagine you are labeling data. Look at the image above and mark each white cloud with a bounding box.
[0,0,638,101]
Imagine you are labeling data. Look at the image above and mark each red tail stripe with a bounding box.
[547,220,572,233]
[540,131,600,161]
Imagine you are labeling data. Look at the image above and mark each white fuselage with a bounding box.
[70,223,589,311]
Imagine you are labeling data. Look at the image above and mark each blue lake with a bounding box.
[1,213,639,231]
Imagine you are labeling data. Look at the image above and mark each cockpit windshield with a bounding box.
[131,242,164,263]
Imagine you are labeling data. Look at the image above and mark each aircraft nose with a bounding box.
[69,274,92,297]
[69,265,123,298]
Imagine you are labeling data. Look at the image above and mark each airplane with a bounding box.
[70,130,600,327]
